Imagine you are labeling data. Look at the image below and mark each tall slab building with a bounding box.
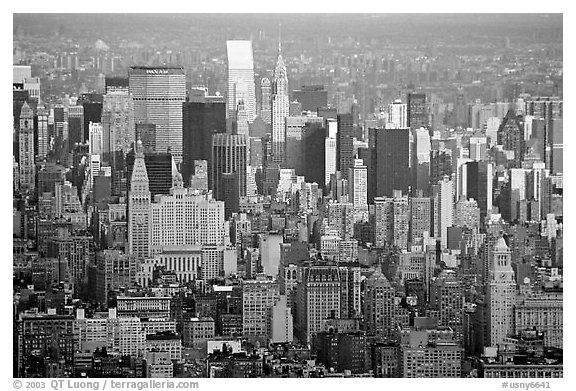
[129,66,186,163]
[226,40,256,123]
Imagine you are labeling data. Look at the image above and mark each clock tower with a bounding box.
[128,140,151,259]
[487,235,517,347]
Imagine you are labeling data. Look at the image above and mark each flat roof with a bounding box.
[129,66,185,76]
[226,40,254,70]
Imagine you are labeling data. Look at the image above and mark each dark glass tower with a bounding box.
[337,113,354,182]
[182,96,226,188]
[369,127,410,198]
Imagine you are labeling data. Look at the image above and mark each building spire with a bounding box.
[278,23,282,55]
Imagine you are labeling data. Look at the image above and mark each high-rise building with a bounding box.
[226,40,256,122]
[302,122,327,190]
[182,95,226,187]
[36,105,49,161]
[463,161,493,222]
[259,78,272,125]
[242,278,280,341]
[431,270,464,342]
[433,176,454,249]
[348,158,368,208]
[469,136,488,161]
[410,195,433,244]
[412,127,431,193]
[270,295,293,343]
[407,93,429,131]
[149,190,225,254]
[285,115,324,175]
[326,202,354,241]
[136,122,156,153]
[364,269,397,341]
[454,199,481,231]
[88,122,103,156]
[102,90,135,157]
[369,127,410,198]
[211,133,247,202]
[271,40,289,166]
[430,149,453,188]
[497,109,525,167]
[314,329,366,374]
[487,237,517,346]
[81,99,103,142]
[68,105,84,147]
[190,160,209,192]
[129,66,186,162]
[128,140,151,260]
[126,150,173,198]
[374,191,409,249]
[550,118,563,174]
[296,265,342,344]
[325,120,338,187]
[337,113,355,181]
[387,99,407,128]
[18,102,35,192]
[515,292,563,349]
[400,322,463,378]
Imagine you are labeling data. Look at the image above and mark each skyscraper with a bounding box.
[433,176,454,249]
[242,279,280,342]
[337,113,354,181]
[226,40,256,122]
[102,90,135,157]
[302,122,327,190]
[128,140,151,260]
[149,190,225,254]
[374,191,409,249]
[36,105,49,162]
[259,78,272,125]
[431,270,464,342]
[387,99,407,128]
[18,102,35,192]
[211,133,248,202]
[364,269,397,341]
[271,40,289,166]
[182,94,226,188]
[369,127,410,198]
[325,120,338,188]
[129,66,186,163]
[296,265,342,344]
[348,158,368,209]
[410,194,434,244]
[487,237,516,346]
[497,109,525,167]
[407,93,429,131]
[68,105,84,147]
[463,161,493,222]
[88,122,103,155]
[412,127,431,193]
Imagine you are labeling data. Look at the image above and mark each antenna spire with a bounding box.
[278,23,282,55]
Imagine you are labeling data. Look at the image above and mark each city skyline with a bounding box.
[10,11,564,383]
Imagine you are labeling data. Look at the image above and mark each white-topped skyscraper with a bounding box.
[226,40,256,123]
[271,38,289,165]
